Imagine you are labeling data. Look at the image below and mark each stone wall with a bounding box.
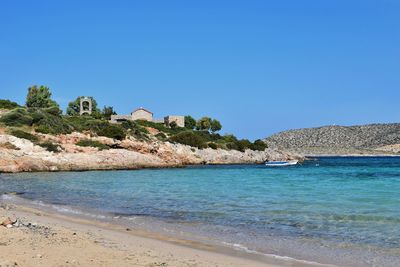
[131,109,153,121]
[164,116,185,128]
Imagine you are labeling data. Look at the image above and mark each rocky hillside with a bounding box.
[0,132,303,173]
[264,123,400,155]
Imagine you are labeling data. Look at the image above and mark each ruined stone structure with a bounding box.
[110,107,185,128]
[79,97,92,116]
[164,116,185,128]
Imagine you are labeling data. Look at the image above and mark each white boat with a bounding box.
[265,160,298,167]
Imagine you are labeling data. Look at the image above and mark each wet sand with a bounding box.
[0,202,307,267]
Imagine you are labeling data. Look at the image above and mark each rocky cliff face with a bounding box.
[0,133,302,173]
[264,123,400,155]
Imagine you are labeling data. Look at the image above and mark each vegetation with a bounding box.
[168,131,207,149]
[0,99,20,110]
[196,117,212,131]
[1,86,266,152]
[76,139,110,150]
[0,108,33,127]
[210,119,222,133]
[184,115,196,129]
[26,85,59,109]
[102,106,117,120]
[66,96,101,117]
[96,125,126,140]
[37,141,62,153]
[9,129,39,142]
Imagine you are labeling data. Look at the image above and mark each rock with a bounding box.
[1,217,14,227]
[0,133,303,173]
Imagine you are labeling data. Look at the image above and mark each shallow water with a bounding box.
[1,157,400,266]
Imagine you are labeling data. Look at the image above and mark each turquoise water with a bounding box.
[1,157,400,266]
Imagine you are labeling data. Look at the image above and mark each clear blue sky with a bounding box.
[1,1,399,140]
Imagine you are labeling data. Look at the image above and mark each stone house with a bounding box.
[131,108,153,121]
[110,107,185,128]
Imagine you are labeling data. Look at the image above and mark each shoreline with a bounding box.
[0,198,330,267]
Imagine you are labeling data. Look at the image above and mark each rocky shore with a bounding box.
[0,132,302,173]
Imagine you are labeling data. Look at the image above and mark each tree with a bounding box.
[102,106,116,120]
[26,85,59,109]
[66,96,100,116]
[196,117,211,131]
[184,115,196,129]
[210,119,222,133]
[169,121,178,129]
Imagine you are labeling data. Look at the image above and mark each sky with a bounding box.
[0,0,399,140]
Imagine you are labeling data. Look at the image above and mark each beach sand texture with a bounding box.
[0,204,285,267]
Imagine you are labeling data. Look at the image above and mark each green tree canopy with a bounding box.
[26,85,59,109]
[196,117,212,131]
[184,115,196,129]
[102,106,117,120]
[210,119,222,133]
[66,96,100,116]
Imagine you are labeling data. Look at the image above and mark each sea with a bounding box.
[1,157,400,266]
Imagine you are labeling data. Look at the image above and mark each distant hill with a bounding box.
[264,123,400,155]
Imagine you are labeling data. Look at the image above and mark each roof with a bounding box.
[131,107,153,115]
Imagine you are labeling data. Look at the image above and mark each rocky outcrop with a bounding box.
[0,133,302,173]
[265,123,400,155]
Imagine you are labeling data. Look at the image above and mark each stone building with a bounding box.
[131,108,153,121]
[110,107,185,128]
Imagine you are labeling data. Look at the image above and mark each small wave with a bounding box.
[1,193,108,219]
[221,241,337,267]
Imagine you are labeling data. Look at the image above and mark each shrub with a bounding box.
[0,99,20,110]
[135,120,185,135]
[9,129,38,142]
[96,125,126,140]
[169,131,207,149]
[184,116,196,129]
[208,142,218,150]
[76,139,109,150]
[0,108,33,127]
[31,109,73,134]
[37,141,62,153]
[121,121,149,140]
[155,132,167,140]
[26,85,59,108]
[250,139,268,151]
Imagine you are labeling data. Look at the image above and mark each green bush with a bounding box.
[208,142,218,150]
[121,120,149,140]
[0,108,33,127]
[9,129,39,142]
[0,99,20,110]
[136,120,185,135]
[76,139,109,150]
[31,109,73,134]
[169,131,207,149]
[250,139,268,151]
[96,125,126,140]
[155,132,167,140]
[37,141,62,153]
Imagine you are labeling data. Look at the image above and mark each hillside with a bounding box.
[264,123,400,155]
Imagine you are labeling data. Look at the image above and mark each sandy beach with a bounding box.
[0,202,298,267]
